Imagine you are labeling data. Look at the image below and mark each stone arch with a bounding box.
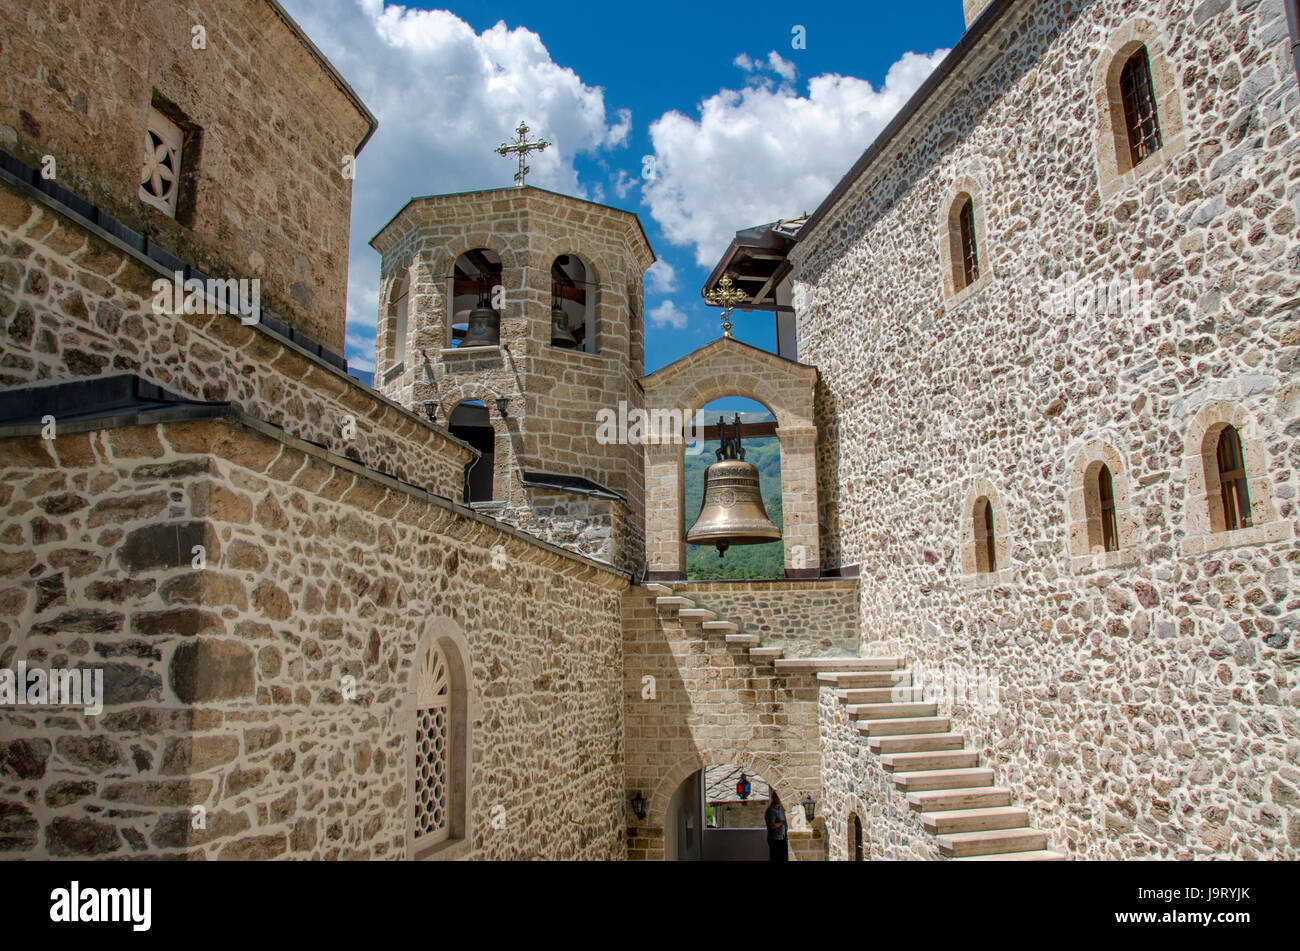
[937,173,991,301]
[438,237,519,348]
[544,247,602,353]
[1093,16,1186,198]
[645,750,805,836]
[441,384,514,504]
[638,337,820,579]
[1183,402,1282,552]
[1067,438,1139,568]
[404,615,476,860]
[960,477,1010,578]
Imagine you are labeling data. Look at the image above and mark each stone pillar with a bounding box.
[644,441,684,579]
[778,427,820,577]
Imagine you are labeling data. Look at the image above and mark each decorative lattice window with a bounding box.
[958,197,980,289]
[1120,47,1163,168]
[413,642,451,845]
[140,107,183,217]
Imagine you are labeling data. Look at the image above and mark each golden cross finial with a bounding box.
[704,276,747,338]
[495,121,550,187]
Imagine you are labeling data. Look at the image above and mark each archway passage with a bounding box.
[448,401,495,503]
[665,765,779,861]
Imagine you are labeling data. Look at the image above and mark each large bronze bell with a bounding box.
[462,295,500,348]
[685,414,781,557]
[550,305,578,349]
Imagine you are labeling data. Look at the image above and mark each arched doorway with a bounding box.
[665,764,780,861]
[447,400,495,503]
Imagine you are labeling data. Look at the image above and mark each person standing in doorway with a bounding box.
[765,788,788,861]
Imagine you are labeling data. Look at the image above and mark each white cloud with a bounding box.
[645,261,678,294]
[766,52,797,84]
[648,300,688,330]
[643,49,949,267]
[277,0,632,370]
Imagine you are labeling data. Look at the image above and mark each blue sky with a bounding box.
[280,0,963,378]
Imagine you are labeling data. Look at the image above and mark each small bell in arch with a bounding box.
[462,274,500,348]
[685,414,781,557]
[550,282,578,349]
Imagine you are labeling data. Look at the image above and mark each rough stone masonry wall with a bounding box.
[622,585,826,860]
[0,183,469,500]
[669,579,860,658]
[0,0,370,350]
[792,0,1300,858]
[0,416,627,860]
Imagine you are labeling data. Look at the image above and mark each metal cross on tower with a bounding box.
[495,121,550,187]
[704,276,748,339]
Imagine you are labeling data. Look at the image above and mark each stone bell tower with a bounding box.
[369,186,655,572]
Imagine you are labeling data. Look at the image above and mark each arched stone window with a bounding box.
[961,478,1010,581]
[849,813,865,862]
[392,273,410,367]
[550,254,597,353]
[1068,440,1138,570]
[1184,402,1288,556]
[973,497,996,574]
[408,621,472,859]
[939,177,990,300]
[1095,20,1185,198]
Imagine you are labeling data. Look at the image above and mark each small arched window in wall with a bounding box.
[413,640,452,848]
[392,273,410,367]
[1119,47,1163,169]
[973,496,996,574]
[1215,425,1252,532]
[957,196,980,289]
[1096,464,1119,553]
[942,186,987,298]
[550,255,596,353]
[849,813,864,862]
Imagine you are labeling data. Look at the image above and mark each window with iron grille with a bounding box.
[1120,47,1163,167]
[959,198,980,288]
[413,641,451,845]
[1216,426,1253,531]
[1098,464,1119,553]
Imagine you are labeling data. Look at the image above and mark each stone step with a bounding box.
[890,768,994,792]
[655,595,693,609]
[644,583,674,595]
[836,686,923,704]
[855,717,951,736]
[775,657,904,672]
[749,647,783,660]
[868,732,966,755]
[906,787,1014,813]
[936,827,1048,858]
[952,850,1068,862]
[816,671,911,688]
[679,608,718,622]
[848,702,939,720]
[881,750,979,773]
[922,807,1029,835]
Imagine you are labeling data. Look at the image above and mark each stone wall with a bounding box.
[791,0,1300,858]
[0,0,372,351]
[668,579,860,658]
[0,182,471,500]
[0,415,629,860]
[622,585,826,859]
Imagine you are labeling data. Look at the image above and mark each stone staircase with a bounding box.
[647,583,1066,861]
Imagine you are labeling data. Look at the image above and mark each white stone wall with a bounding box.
[793,0,1300,858]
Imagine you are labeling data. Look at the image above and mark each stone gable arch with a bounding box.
[639,337,820,579]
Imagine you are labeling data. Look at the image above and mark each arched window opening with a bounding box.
[391,273,410,367]
[1097,464,1119,553]
[413,640,451,847]
[974,496,996,574]
[448,401,495,503]
[1119,46,1163,168]
[1216,425,1252,532]
[550,255,596,353]
[948,193,981,293]
[850,813,864,862]
[450,249,502,348]
[958,198,979,288]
